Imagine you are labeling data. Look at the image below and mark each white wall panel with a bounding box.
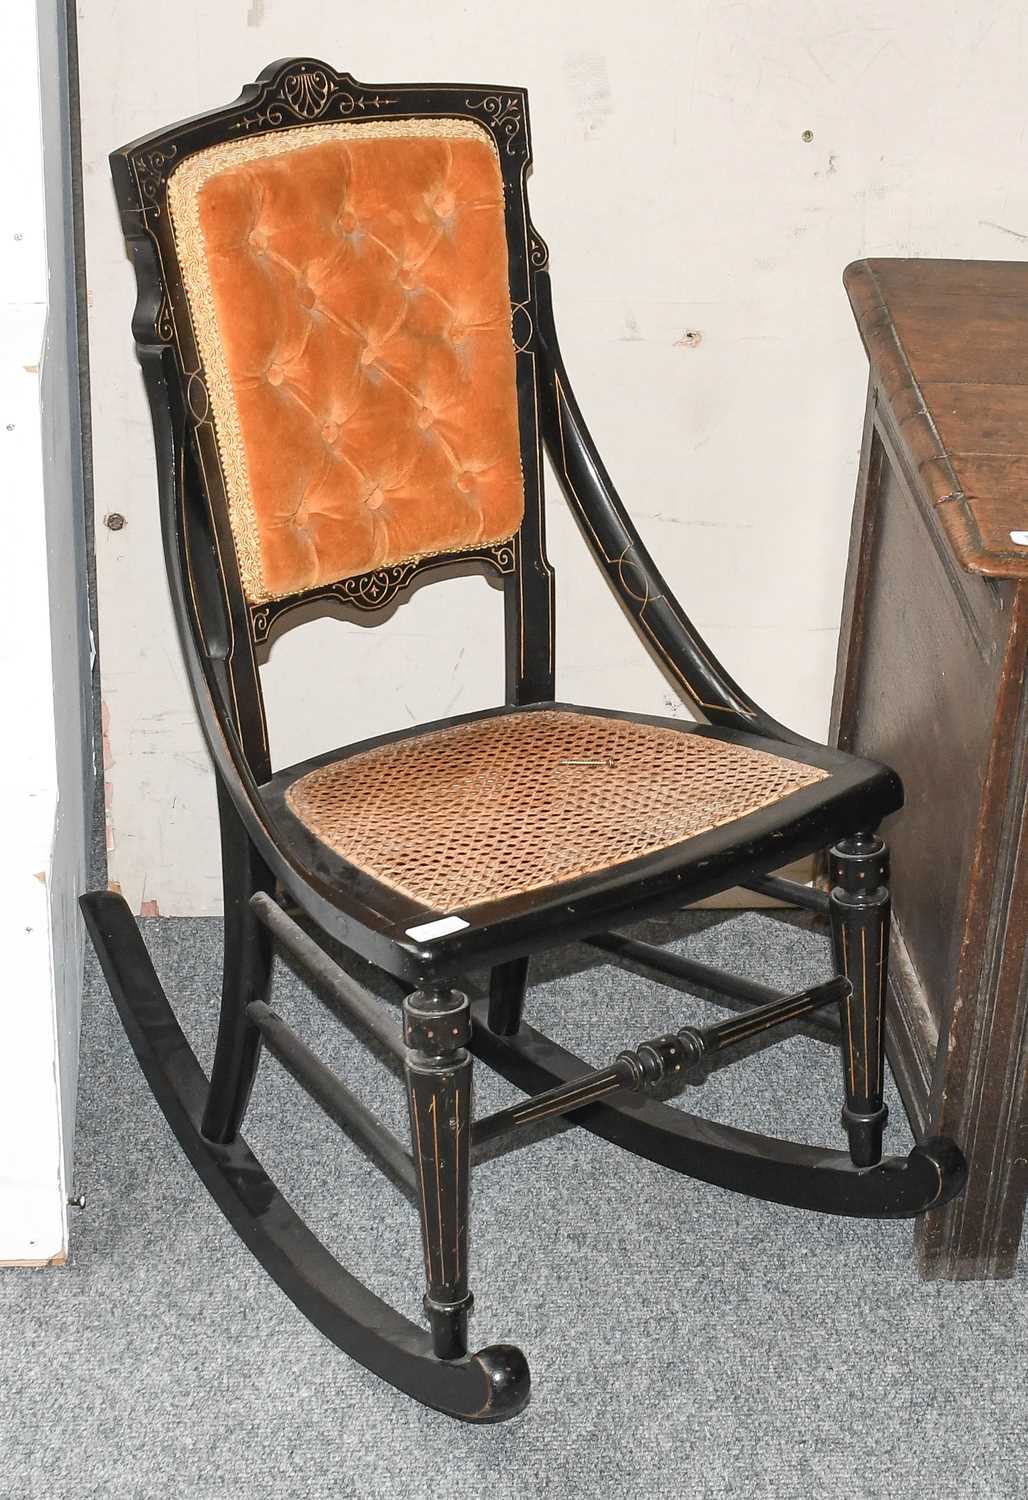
[78,0,1028,912]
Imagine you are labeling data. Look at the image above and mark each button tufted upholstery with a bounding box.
[167,120,525,604]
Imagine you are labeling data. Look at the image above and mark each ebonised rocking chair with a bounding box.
[85,58,966,1422]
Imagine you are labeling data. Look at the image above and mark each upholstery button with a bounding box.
[450,324,466,343]
[434,190,456,218]
[294,501,309,527]
[360,346,378,367]
[364,485,385,511]
[297,282,316,308]
[397,265,418,291]
[339,209,358,233]
[266,364,284,386]
[456,471,474,493]
[416,405,434,430]
[249,229,268,252]
[322,421,340,443]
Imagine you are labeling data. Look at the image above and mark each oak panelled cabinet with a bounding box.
[833,258,1028,1280]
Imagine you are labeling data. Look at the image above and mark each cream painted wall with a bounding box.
[80,1,1028,915]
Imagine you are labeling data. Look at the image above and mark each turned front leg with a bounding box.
[403,986,473,1361]
[829,832,891,1167]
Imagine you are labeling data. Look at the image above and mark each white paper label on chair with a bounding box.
[1010,530,1028,546]
[405,915,470,942]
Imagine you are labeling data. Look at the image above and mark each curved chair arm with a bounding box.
[532,269,803,746]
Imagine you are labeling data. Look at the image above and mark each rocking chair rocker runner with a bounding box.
[86,58,967,1421]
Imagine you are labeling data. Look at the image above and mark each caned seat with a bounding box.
[279,707,828,913]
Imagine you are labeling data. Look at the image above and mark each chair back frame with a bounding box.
[111,57,557,794]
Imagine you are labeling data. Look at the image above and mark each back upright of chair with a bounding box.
[110,59,555,782]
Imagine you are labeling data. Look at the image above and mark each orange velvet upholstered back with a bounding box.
[167,120,525,604]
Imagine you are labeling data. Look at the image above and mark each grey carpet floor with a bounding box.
[2,910,1026,1500]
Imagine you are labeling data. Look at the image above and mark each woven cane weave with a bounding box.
[284,710,828,913]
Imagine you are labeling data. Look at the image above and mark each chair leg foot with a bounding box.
[828,831,891,1168]
[841,1104,889,1170]
[404,986,474,1360]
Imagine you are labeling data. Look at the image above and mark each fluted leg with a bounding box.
[201,779,275,1143]
[829,832,891,1167]
[404,987,473,1360]
[487,957,530,1036]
